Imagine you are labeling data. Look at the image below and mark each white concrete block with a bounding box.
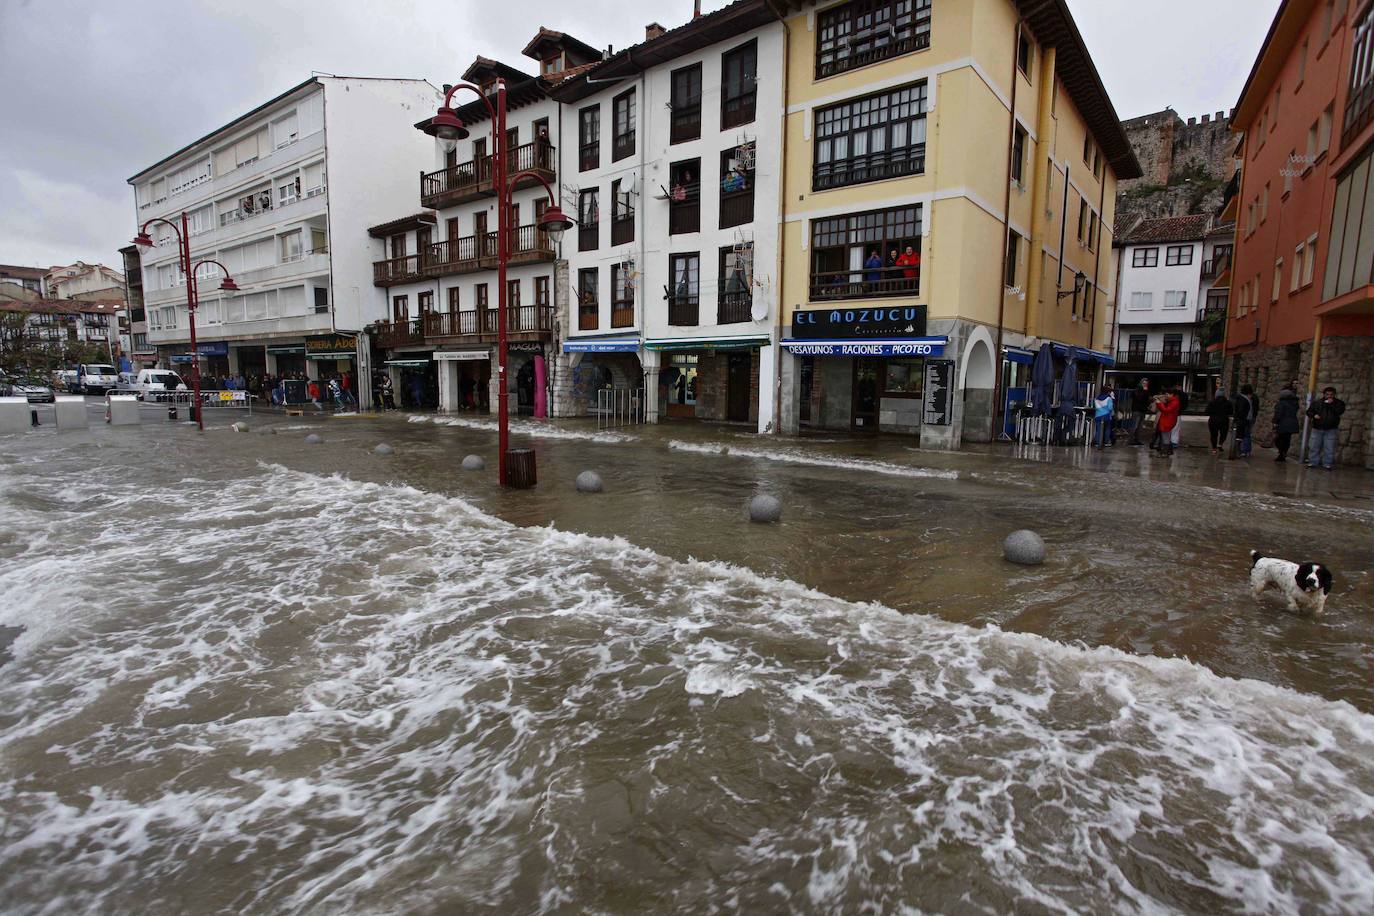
[107,395,140,426]
[53,396,88,430]
[0,396,30,433]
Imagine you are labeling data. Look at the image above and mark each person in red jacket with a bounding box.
[896,245,921,290]
[1155,387,1182,457]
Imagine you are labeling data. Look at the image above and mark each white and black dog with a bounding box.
[1249,550,1333,615]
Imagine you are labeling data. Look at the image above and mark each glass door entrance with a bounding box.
[852,358,882,433]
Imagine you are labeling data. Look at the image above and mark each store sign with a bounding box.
[196,341,228,356]
[923,359,953,426]
[782,339,946,357]
[435,350,489,362]
[791,306,927,340]
[509,342,544,353]
[563,340,640,353]
[306,333,358,358]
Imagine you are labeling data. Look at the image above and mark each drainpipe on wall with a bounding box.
[991,19,1023,441]
[765,0,790,435]
[1020,41,1058,428]
[1087,160,1107,359]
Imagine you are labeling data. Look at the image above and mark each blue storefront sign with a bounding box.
[197,341,229,356]
[563,340,640,353]
[781,337,947,357]
[791,305,928,340]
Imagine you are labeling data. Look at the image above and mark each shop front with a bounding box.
[558,337,643,418]
[435,349,491,412]
[267,343,307,378]
[384,355,438,409]
[236,344,267,381]
[645,337,769,424]
[509,341,547,417]
[306,333,359,382]
[782,306,948,436]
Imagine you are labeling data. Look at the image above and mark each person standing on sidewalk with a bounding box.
[1129,379,1151,445]
[1232,384,1256,458]
[1305,386,1346,470]
[1272,384,1301,463]
[1155,388,1181,457]
[1204,387,1233,455]
[1092,386,1115,449]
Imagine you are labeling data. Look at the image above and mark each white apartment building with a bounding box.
[368,37,599,412]
[550,3,783,432]
[45,262,126,300]
[128,76,439,382]
[1110,213,1218,395]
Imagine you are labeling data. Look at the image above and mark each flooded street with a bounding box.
[2,407,1372,912]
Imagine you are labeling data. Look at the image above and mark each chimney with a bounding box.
[442,83,452,95]
[693,0,702,18]
[646,22,666,40]
[1201,114,1210,124]
[1187,117,1196,126]
[1216,110,1225,121]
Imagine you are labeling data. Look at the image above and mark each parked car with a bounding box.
[75,364,119,395]
[134,368,187,400]
[52,369,79,392]
[1,374,56,403]
[115,371,141,394]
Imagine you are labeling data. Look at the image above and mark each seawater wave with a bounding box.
[0,462,1371,913]
[407,413,635,444]
[668,439,959,480]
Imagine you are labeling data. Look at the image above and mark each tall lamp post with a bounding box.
[132,215,239,431]
[419,80,574,487]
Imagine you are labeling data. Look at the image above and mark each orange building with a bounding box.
[1226,0,1374,468]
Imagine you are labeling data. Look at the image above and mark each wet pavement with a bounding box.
[1,400,1371,912]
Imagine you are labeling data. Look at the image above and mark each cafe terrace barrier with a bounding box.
[0,396,29,433]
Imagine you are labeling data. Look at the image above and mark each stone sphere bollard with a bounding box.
[575,470,604,493]
[231,421,249,433]
[1002,529,1046,566]
[304,433,323,445]
[374,443,395,456]
[748,494,782,523]
[461,454,485,471]
[260,427,277,435]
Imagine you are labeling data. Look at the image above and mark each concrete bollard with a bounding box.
[748,494,782,523]
[231,421,249,433]
[575,470,604,493]
[374,443,395,455]
[1002,530,1046,566]
[461,454,485,471]
[305,433,323,444]
[107,395,140,426]
[0,396,28,434]
[53,396,88,430]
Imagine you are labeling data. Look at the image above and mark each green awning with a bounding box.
[266,345,306,355]
[643,336,769,352]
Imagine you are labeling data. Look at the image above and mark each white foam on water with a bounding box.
[0,461,1371,913]
[668,439,959,480]
[407,413,635,444]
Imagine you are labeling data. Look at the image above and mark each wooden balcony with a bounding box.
[375,318,426,349]
[373,254,423,287]
[424,304,554,342]
[483,224,555,268]
[419,140,555,209]
[668,295,699,327]
[717,292,753,325]
[1114,349,1204,370]
[426,236,480,277]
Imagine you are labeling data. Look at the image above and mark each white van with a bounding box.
[76,364,119,395]
[134,369,187,400]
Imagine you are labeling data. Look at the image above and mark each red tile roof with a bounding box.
[1119,214,1212,245]
[0,298,124,315]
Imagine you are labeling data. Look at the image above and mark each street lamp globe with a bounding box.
[132,231,155,255]
[422,106,469,154]
[219,277,240,292]
[538,204,575,244]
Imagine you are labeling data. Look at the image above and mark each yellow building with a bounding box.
[771,0,1141,447]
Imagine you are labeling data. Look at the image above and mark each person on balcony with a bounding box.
[863,250,883,290]
[897,246,921,290]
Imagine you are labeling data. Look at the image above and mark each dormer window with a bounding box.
[542,53,563,75]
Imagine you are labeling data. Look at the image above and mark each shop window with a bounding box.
[884,358,924,396]
[665,353,698,408]
[809,203,922,300]
[814,82,927,191]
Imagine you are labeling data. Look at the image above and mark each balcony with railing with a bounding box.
[717,291,754,325]
[668,181,701,235]
[813,147,925,192]
[426,236,480,276]
[668,294,699,326]
[418,140,557,210]
[611,214,634,246]
[375,318,426,349]
[1114,349,1204,370]
[373,254,423,286]
[809,265,920,301]
[423,304,554,342]
[485,224,555,267]
[670,105,701,144]
[1201,253,1231,281]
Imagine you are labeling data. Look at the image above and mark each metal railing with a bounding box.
[611,306,634,328]
[596,386,644,429]
[423,305,554,338]
[611,215,634,245]
[373,254,422,285]
[809,265,920,301]
[668,295,699,326]
[813,148,925,191]
[670,106,701,144]
[1114,349,1204,369]
[718,292,753,324]
[375,318,426,348]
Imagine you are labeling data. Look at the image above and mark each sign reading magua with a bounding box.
[306,333,358,358]
[791,305,928,339]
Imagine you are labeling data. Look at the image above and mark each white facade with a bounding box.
[46,263,126,300]
[129,76,439,376]
[1115,237,1205,354]
[559,22,784,432]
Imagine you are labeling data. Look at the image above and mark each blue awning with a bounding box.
[563,340,640,353]
[781,336,947,357]
[1003,346,1035,365]
[1050,343,1115,367]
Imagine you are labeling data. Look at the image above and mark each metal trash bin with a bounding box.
[53,396,88,430]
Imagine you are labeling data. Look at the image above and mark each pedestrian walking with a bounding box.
[307,378,323,412]
[380,374,396,410]
[341,371,357,408]
[1204,387,1233,455]
[1128,379,1151,444]
[328,376,345,410]
[1305,386,1346,470]
[1092,385,1115,449]
[1155,388,1181,457]
[1272,384,1300,463]
[1232,384,1256,458]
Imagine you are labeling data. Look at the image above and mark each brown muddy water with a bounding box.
[0,405,1371,913]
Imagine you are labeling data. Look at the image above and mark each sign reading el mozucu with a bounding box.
[790,305,928,339]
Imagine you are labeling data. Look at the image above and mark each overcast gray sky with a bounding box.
[0,0,1278,271]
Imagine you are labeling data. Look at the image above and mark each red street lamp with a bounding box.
[131,215,239,431]
[419,80,569,487]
